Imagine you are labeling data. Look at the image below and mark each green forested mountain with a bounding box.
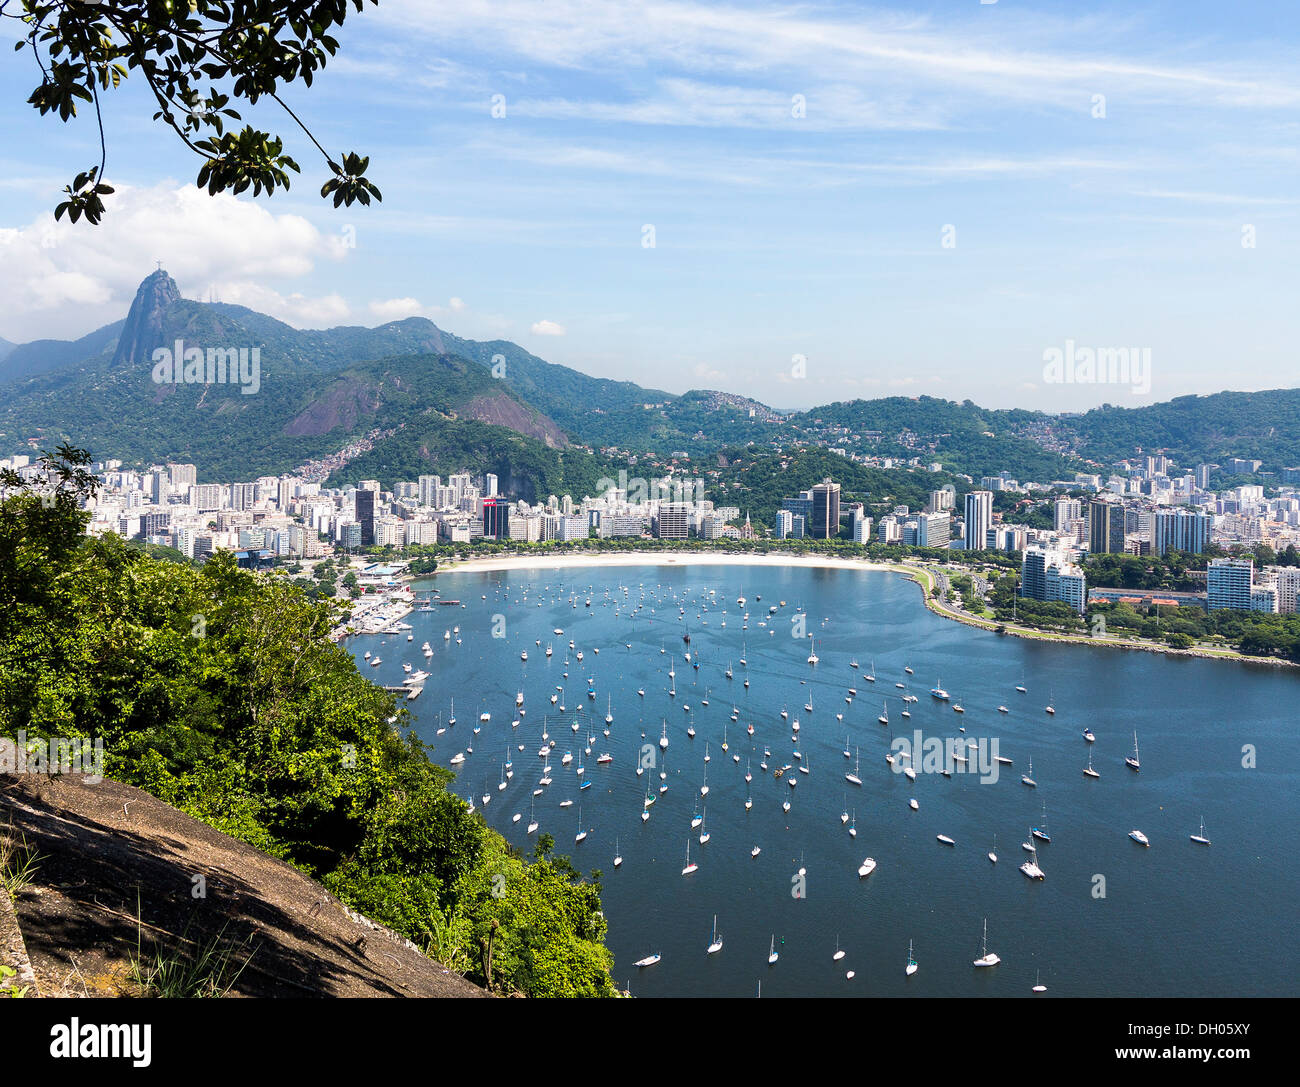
[5,271,1300,486]
[793,397,1081,481]
[328,416,621,502]
[1053,391,1300,467]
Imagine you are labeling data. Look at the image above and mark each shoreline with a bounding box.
[409,549,1297,670]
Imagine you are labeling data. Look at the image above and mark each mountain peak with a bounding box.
[112,269,182,366]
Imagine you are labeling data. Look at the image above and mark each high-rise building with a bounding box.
[355,488,375,546]
[167,463,197,489]
[809,480,841,539]
[929,489,955,512]
[775,509,794,539]
[230,482,256,511]
[1053,498,1082,532]
[484,473,499,497]
[655,502,691,539]
[964,491,993,552]
[192,483,223,512]
[1088,499,1125,554]
[1151,508,1213,556]
[1207,558,1254,611]
[1021,547,1086,613]
[481,496,509,539]
[418,475,441,507]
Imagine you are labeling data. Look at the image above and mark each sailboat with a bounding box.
[988,835,998,863]
[833,936,845,962]
[1190,817,1211,846]
[1016,671,1026,694]
[707,915,723,955]
[807,638,819,665]
[865,659,876,683]
[906,940,918,976]
[614,838,623,868]
[848,810,857,838]
[1126,730,1141,771]
[1045,689,1055,715]
[1083,748,1099,778]
[1019,840,1045,880]
[973,919,1000,967]
[526,798,538,834]
[1032,970,1047,994]
[606,696,614,725]
[698,806,710,844]
[574,806,587,843]
[681,839,698,875]
[1021,757,1037,787]
[845,747,862,786]
[1032,803,1051,842]
[659,721,669,750]
[768,935,779,965]
[634,953,661,968]
[878,701,889,726]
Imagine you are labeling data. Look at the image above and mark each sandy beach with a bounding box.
[428,550,916,577]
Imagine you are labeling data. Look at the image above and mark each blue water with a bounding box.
[351,562,1300,997]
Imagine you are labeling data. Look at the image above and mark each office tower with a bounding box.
[484,473,499,497]
[1088,499,1126,554]
[810,479,841,539]
[481,496,509,539]
[356,488,375,546]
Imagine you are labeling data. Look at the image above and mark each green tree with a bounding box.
[6,0,382,224]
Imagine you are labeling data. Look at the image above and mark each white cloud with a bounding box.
[531,319,566,336]
[0,182,349,341]
[368,297,471,324]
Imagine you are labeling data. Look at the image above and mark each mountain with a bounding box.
[0,319,123,385]
[0,337,15,363]
[6,270,1300,486]
[113,268,182,365]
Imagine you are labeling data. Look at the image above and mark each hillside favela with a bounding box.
[0,0,1292,1057]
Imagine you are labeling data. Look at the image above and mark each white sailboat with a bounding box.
[845,747,862,786]
[707,915,723,955]
[1083,748,1099,778]
[1021,758,1036,787]
[1126,730,1141,771]
[681,839,698,875]
[768,935,779,965]
[906,940,918,976]
[1190,817,1211,846]
[973,918,1001,967]
[1032,970,1047,994]
[988,835,998,863]
[613,837,623,867]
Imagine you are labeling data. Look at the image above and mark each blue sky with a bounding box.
[2,0,1298,413]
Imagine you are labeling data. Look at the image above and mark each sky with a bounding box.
[1,0,1298,414]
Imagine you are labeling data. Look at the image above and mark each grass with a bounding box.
[127,894,258,998]
[0,821,42,898]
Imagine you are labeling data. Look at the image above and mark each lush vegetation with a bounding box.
[0,446,614,996]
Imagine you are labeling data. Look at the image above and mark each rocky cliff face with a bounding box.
[112,269,181,366]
